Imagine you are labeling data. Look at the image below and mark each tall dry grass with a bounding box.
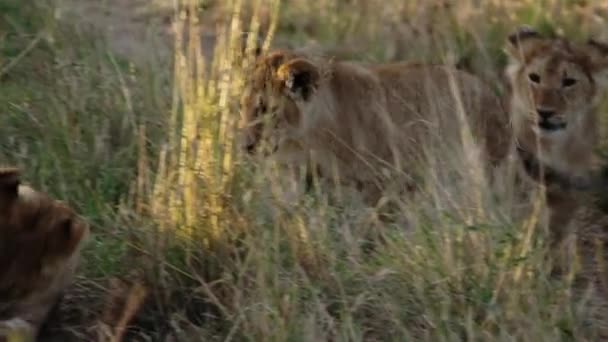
[118,0,608,340]
[2,0,608,340]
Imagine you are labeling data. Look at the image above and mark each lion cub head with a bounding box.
[506,27,608,139]
[240,50,326,159]
[0,167,89,339]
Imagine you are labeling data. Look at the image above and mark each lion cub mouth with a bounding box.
[538,119,567,132]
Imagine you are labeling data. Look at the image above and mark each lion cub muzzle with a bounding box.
[536,107,566,132]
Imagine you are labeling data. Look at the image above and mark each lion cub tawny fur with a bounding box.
[505,27,608,244]
[241,49,512,202]
[0,168,89,341]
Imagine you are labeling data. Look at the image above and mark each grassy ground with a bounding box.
[2,0,608,340]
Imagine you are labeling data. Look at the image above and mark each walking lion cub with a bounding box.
[240,49,511,202]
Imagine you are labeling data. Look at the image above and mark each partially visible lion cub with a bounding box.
[0,168,89,341]
[240,49,511,202]
[505,27,608,244]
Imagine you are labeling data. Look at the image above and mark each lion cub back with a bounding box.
[371,63,511,166]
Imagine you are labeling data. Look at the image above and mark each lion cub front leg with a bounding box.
[546,189,579,244]
[545,187,581,274]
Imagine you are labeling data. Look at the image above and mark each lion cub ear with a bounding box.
[0,167,20,209]
[275,58,320,101]
[505,26,542,62]
[0,167,20,197]
[587,39,608,88]
[265,50,288,70]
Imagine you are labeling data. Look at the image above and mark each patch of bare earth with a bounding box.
[56,0,221,65]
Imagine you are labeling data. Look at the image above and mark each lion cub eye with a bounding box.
[259,103,268,114]
[562,77,577,88]
[528,73,541,83]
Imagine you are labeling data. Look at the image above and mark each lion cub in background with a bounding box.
[0,168,89,341]
[505,27,608,245]
[240,49,512,203]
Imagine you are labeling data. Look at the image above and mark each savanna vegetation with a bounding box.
[1,0,608,340]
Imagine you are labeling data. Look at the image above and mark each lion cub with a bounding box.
[505,27,608,244]
[240,49,512,203]
[0,168,89,341]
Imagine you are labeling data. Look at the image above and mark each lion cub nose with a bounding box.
[537,109,556,120]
